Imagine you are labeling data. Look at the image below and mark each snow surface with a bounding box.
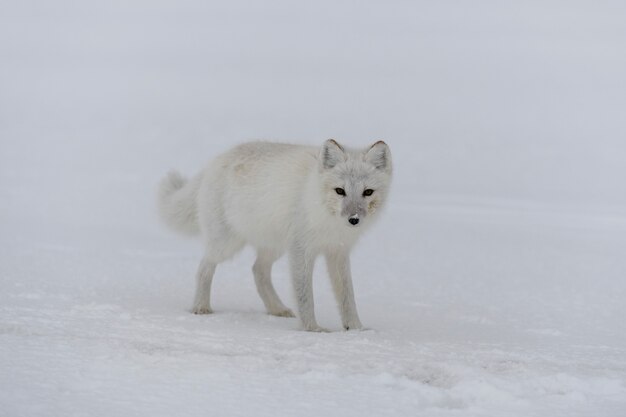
[2,1,626,416]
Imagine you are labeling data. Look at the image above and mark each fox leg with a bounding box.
[289,243,326,331]
[325,250,363,330]
[253,249,294,317]
[192,229,245,314]
[192,256,216,314]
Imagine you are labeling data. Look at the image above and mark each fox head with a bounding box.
[318,139,392,227]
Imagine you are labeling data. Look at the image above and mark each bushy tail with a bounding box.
[157,170,201,236]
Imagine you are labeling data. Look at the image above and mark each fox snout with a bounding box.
[342,201,366,226]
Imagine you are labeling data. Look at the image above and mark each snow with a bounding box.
[1,1,626,416]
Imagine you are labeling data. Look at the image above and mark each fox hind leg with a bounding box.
[192,229,245,314]
[253,249,294,317]
[192,256,216,314]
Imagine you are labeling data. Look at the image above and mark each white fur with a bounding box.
[158,139,392,331]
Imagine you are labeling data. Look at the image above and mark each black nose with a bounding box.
[349,217,359,225]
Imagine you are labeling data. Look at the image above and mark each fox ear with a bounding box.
[320,139,346,169]
[364,141,391,171]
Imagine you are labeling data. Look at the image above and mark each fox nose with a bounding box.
[348,217,360,225]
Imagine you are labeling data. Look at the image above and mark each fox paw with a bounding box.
[343,323,364,331]
[269,308,295,318]
[191,306,213,315]
[304,325,330,333]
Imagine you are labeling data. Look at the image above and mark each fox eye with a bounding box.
[335,188,346,196]
[363,189,374,197]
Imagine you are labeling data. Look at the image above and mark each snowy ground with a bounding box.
[2,1,626,416]
[2,194,626,416]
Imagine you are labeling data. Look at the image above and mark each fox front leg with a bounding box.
[326,250,363,330]
[289,243,327,332]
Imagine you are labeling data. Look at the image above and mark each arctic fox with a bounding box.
[158,139,392,331]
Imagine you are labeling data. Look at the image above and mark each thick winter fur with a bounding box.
[158,139,392,331]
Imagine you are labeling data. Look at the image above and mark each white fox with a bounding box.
[158,139,392,331]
